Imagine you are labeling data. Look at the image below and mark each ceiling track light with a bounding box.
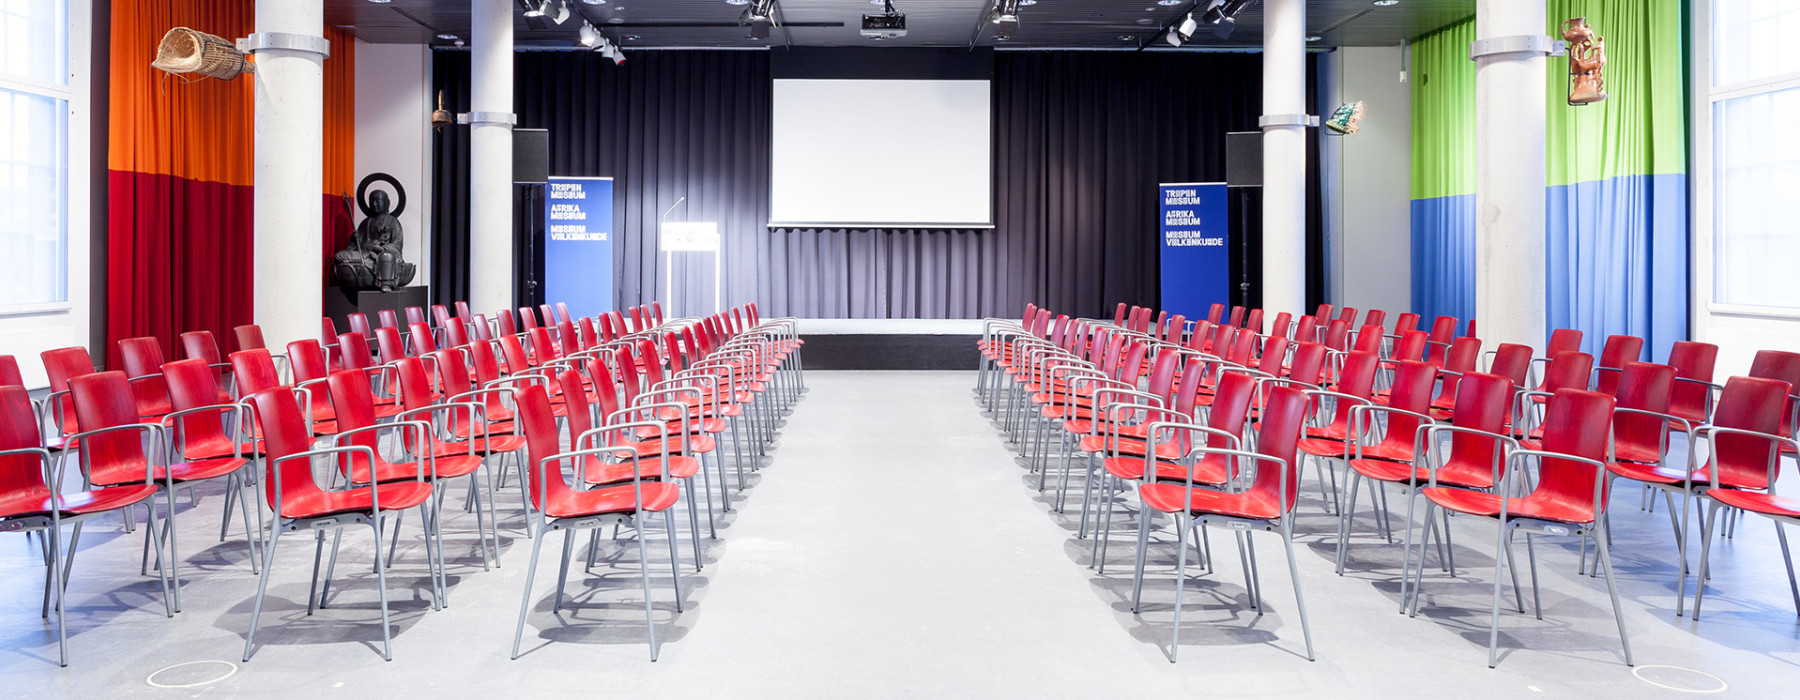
[985,0,1019,40]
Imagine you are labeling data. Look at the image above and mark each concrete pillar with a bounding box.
[1473,0,1548,350]
[253,0,325,348]
[469,0,516,315]
[1260,0,1307,317]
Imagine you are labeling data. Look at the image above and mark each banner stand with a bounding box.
[1158,182,1231,326]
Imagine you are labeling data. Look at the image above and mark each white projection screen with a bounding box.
[770,79,992,228]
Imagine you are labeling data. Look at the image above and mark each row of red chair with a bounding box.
[976,300,1800,666]
[0,299,805,665]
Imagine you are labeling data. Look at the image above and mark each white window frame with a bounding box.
[0,0,89,388]
[1695,0,1800,319]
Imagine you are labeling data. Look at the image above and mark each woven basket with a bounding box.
[150,27,253,80]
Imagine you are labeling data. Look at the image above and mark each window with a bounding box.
[1709,0,1800,310]
[0,0,69,307]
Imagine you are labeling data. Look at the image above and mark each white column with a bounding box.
[469,0,516,315]
[253,0,325,349]
[1260,0,1307,317]
[1473,0,1548,351]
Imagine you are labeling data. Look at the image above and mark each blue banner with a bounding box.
[1159,182,1230,322]
[544,176,615,320]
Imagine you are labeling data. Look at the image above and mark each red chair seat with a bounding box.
[1421,487,1593,525]
[1707,489,1800,519]
[154,457,250,484]
[540,482,680,519]
[1104,455,1232,486]
[0,484,161,519]
[279,481,433,520]
[1076,435,1182,459]
[451,420,516,439]
[583,456,700,484]
[181,434,266,460]
[1297,437,1350,458]
[430,435,526,456]
[1140,483,1282,520]
[1604,461,1763,490]
[630,434,716,456]
[1353,442,1416,463]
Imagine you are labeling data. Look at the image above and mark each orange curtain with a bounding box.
[108,0,355,357]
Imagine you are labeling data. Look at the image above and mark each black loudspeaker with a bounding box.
[513,128,549,184]
[1225,131,1262,188]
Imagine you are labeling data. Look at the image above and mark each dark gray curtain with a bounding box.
[432,49,1300,321]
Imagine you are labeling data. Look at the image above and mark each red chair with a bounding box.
[0,354,22,387]
[1424,316,1458,366]
[179,331,235,403]
[285,341,341,436]
[320,317,345,370]
[496,309,519,338]
[409,321,438,356]
[404,305,428,329]
[1609,375,1790,616]
[163,358,265,559]
[1244,308,1265,335]
[347,312,376,352]
[1485,343,1534,390]
[1296,351,1381,513]
[432,303,453,329]
[1364,309,1387,332]
[0,385,168,666]
[518,306,541,332]
[240,386,438,662]
[1591,334,1645,396]
[444,318,472,349]
[454,301,473,322]
[377,308,401,331]
[1426,336,1482,418]
[1393,312,1420,334]
[1292,315,1319,346]
[557,367,703,564]
[117,337,175,420]
[1228,306,1245,328]
[229,349,284,397]
[1693,379,1800,620]
[1748,350,1800,451]
[1531,328,1584,390]
[336,332,404,418]
[1129,384,1316,662]
[42,346,97,449]
[1516,352,1595,441]
[70,371,249,612]
[1411,389,1630,668]
[327,368,483,570]
[508,384,683,660]
[1667,341,1720,429]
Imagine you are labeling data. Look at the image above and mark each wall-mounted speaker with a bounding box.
[513,128,549,184]
[1225,131,1262,188]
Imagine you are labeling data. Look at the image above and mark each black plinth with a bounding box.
[323,286,430,334]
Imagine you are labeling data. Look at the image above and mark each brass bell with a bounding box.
[430,90,453,131]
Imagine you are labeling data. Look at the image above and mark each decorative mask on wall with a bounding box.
[1325,101,1366,135]
[1561,17,1608,105]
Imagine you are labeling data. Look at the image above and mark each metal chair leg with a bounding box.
[1593,523,1634,666]
[511,521,548,659]
[1281,523,1316,661]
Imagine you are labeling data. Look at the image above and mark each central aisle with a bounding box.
[651,370,1187,694]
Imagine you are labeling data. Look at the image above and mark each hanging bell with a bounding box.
[430,90,453,131]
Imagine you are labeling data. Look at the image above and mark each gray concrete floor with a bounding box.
[2,370,1797,697]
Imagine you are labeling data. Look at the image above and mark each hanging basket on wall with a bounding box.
[150,27,254,81]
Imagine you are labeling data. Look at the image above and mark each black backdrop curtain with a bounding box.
[431,49,1319,321]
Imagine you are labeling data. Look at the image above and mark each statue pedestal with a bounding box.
[324,286,430,335]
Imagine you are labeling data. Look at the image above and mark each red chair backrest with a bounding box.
[1546,328,1582,357]
[230,349,283,395]
[497,335,531,374]
[585,355,622,420]
[539,305,557,331]
[374,326,407,364]
[395,357,434,412]
[1206,303,1224,326]
[348,312,375,341]
[455,301,473,322]
[118,336,172,415]
[42,346,97,432]
[1391,330,1428,362]
[68,371,147,487]
[1223,329,1257,367]
[649,302,663,327]
[1228,306,1245,328]
[1337,307,1359,327]
[1540,351,1595,395]
[327,369,383,478]
[613,345,641,406]
[410,322,438,354]
[432,304,452,328]
[444,320,472,349]
[233,324,267,352]
[1255,335,1290,376]
[1364,310,1387,332]
[1112,303,1127,327]
[637,338,665,388]
[1612,362,1674,458]
[496,310,518,338]
[1447,371,1515,467]
[1593,335,1645,395]
[527,327,560,363]
[577,318,599,351]
[246,387,328,516]
[1267,312,1291,341]
[1252,385,1310,512]
[1185,321,1213,353]
[1322,320,1351,352]
[180,331,224,378]
[1164,314,1187,344]
[338,332,374,371]
[1711,376,1793,490]
[163,358,234,457]
[1244,309,1264,335]
[288,340,331,384]
[515,385,572,509]
[0,386,46,493]
[405,306,428,327]
[1747,350,1800,438]
[0,355,21,387]
[1393,313,1420,334]
[472,314,495,343]
[1314,304,1334,323]
[1292,315,1318,345]
[1145,348,1181,401]
[1351,325,1384,355]
[1201,370,1257,454]
[1488,343,1534,388]
[1667,341,1719,424]
[378,309,400,330]
[1287,343,1329,386]
[1317,352,1381,435]
[1371,361,1435,453]
[1532,389,1618,520]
